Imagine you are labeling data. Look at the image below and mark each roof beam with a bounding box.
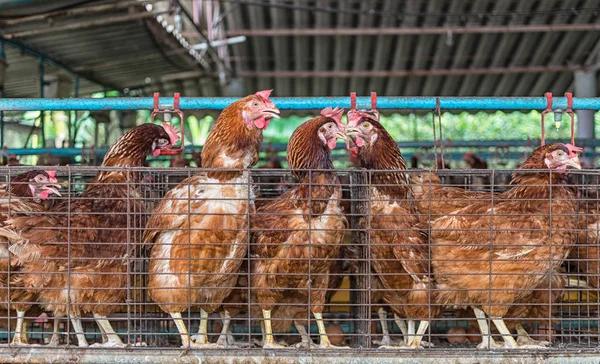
[2,13,154,39]
[227,23,600,37]
[236,65,583,78]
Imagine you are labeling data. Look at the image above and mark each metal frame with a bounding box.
[3,96,600,111]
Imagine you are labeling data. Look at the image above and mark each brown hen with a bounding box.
[412,170,568,346]
[344,110,439,349]
[251,107,348,349]
[144,90,280,348]
[2,123,178,347]
[430,143,581,349]
[0,170,60,345]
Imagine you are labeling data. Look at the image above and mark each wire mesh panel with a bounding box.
[0,165,597,354]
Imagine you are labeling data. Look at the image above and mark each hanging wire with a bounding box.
[431,107,438,170]
[436,98,445,170]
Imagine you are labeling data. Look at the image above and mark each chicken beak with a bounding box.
[335,131,348,141]
[263,106,281,119]
[344,127,360,136]
[42,184,62,197]
[565,155,582,169]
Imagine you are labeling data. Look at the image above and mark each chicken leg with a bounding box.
[97,319,108,343]
[373,308,396,346]
[215,311,247,347]
[10,311,28,346]
[313,312,349,349]
[91,314,125,347]
[189,309,220,347]
[70,315,89,347]
[473,308,503,349]
[170,312,193,348]
[394,314,408,342]
[293,319,316,348]
[47,317,61,346]
[406,320,416,345]
[261,309,286,349]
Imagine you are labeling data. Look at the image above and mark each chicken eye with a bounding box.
[557,151,565,157]
[362,123,370,129]
[327,123,333,129]
[253,102,260,107]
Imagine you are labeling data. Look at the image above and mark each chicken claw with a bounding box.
[373,336,400,347]
[90,340,126,348]
[377,343,412,350]
[516,336,551,347]
[515,323,551,347]
[477,340,505,350]
[263,342,288,349]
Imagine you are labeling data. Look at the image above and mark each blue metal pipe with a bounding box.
[3,96,600,111]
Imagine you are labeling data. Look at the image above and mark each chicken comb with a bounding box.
[321,107,345,128]
[347,109,380,127]
[161,121,181,146]
[255,89,273,101]
[45,170,57,179]
[565,143,583,158]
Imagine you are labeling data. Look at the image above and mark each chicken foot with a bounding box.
[515,323,551,347]
[492,318,549,349]
[293,319,317,348]
[261,309,287,349]
[90,314,125,347]
[313,312,349,349]
[407,320,430,349]
[473,308,503,349]
[70,315,89,347]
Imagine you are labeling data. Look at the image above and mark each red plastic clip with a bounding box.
[540,92,552,146]
[350,92,357,110]
[151,92,185,156]
[370,92,379,121]
[565,92,575,146]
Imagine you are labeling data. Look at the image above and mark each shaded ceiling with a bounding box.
[1,0,600,98]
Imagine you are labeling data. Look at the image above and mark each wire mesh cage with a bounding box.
[0,165,597,353]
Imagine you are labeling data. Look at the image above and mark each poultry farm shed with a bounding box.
[0,95,599,364]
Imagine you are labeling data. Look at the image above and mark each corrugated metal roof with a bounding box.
[1,0,600,99]
[219,0,600,97]
[0,0,209,97]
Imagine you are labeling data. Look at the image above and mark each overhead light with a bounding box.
[191,36,247,50]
